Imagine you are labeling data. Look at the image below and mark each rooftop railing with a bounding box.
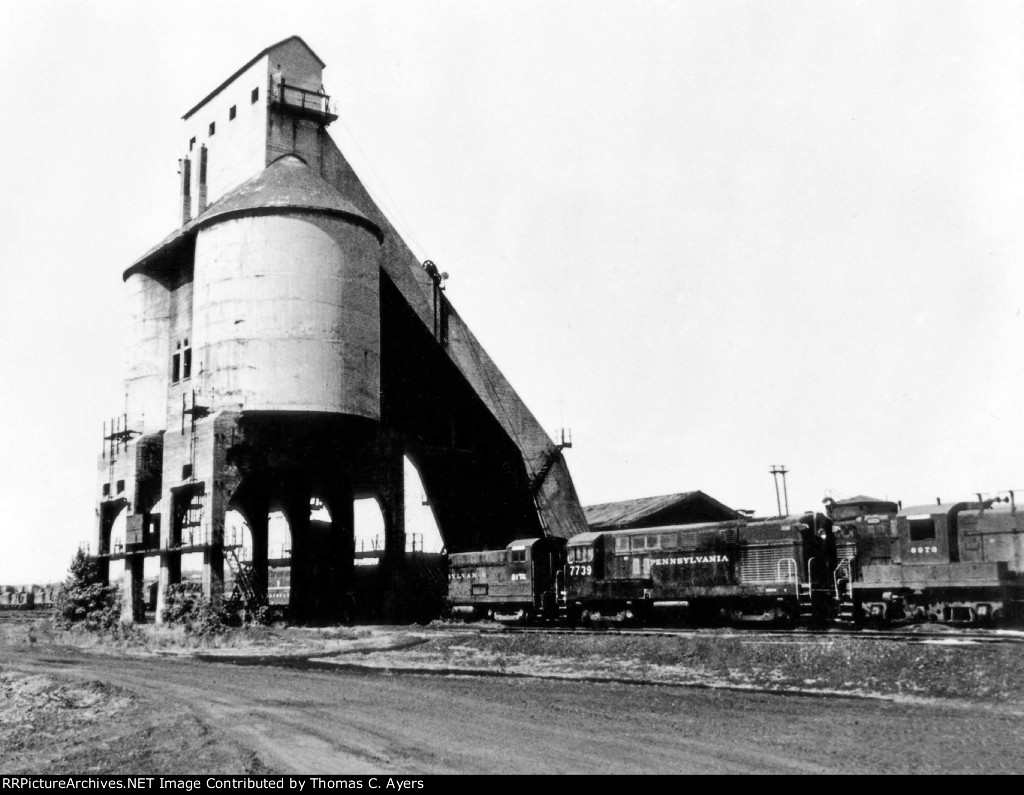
[272,81,337,120]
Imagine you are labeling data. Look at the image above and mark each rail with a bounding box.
[272,82,336,119]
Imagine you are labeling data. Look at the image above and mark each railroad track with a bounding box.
[432,621,1024,646]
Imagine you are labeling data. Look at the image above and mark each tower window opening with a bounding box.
[171,341,181,384]
[183,338,192,380]
[251,87,259,104]
[116,480,125,494]
[171,338,191,383]
[208,121,216,136]
[229,105,236,121]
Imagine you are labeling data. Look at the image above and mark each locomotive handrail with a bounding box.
[834,556,854,599]
[777,557,797,584]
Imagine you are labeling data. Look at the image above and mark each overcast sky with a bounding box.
[2,1,1023,583]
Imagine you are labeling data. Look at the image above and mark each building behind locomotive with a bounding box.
[447,536,566,621]
[851,497,1024,624]
[562,513,835,625]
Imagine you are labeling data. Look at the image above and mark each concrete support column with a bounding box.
[324,482,355,621]
[156,552,181,624]
[283,485,312,620]
[121,554,144,624]
[203,544,224,608]
[95,557,110,587]
[379,451,406,564]
[246,502,269,601]
[374,443,406,621]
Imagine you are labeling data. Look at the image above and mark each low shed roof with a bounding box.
[583,491,737,530]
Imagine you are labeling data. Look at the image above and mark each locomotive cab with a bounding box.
[563,532,608,623]
[736,513,836,625]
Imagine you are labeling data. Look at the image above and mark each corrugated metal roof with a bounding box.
[124,155,380,280]
[583,491,736,529]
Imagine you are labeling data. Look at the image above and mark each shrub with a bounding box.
[53,549,121,631]
[159,583,226,637]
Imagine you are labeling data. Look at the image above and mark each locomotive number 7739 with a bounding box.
[569,565,592,576]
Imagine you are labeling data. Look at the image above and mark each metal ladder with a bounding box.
[797,557,820,623]
[834,557,857,624]
[224,547,268,618]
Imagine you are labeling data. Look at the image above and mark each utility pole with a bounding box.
[770,465,789,516]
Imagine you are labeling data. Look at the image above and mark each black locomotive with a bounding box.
[448,512,838,627]
[832,494,1024,625]
[446,492,1024,628]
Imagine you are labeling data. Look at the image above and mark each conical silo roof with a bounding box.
[197,154,381,237]
[124,155,381,281]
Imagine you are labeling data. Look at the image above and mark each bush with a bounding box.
[53,550,122,631]
[159,583,226,637]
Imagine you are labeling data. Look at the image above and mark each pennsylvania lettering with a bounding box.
[651,555,729,566]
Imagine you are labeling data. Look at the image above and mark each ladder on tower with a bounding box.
[224,547,269,618]
[529,430,573,495]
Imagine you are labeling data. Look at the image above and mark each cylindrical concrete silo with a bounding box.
[191,155,383,417]
[123,272,171,434]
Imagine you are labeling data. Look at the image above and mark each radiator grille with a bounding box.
[739,546,796,584]
[835,541,857,562]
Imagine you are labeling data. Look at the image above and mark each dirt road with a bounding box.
[3,640,1023,775]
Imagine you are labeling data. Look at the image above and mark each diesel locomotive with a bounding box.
[832,493,1024,625]
[446,491,1024,628]
[448,512,838,627]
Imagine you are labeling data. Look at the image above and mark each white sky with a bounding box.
[2,0,1023,583]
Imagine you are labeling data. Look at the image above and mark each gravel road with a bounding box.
[2,631,1023,775]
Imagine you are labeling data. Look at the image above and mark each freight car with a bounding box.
[836,495,1024,625]
[562,513,836,626]
[447,537,566,622]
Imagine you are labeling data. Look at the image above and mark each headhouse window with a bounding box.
[251,87,259,104]
[229,105,237,121]
[189,136,196,151]
[208,121,216,136]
